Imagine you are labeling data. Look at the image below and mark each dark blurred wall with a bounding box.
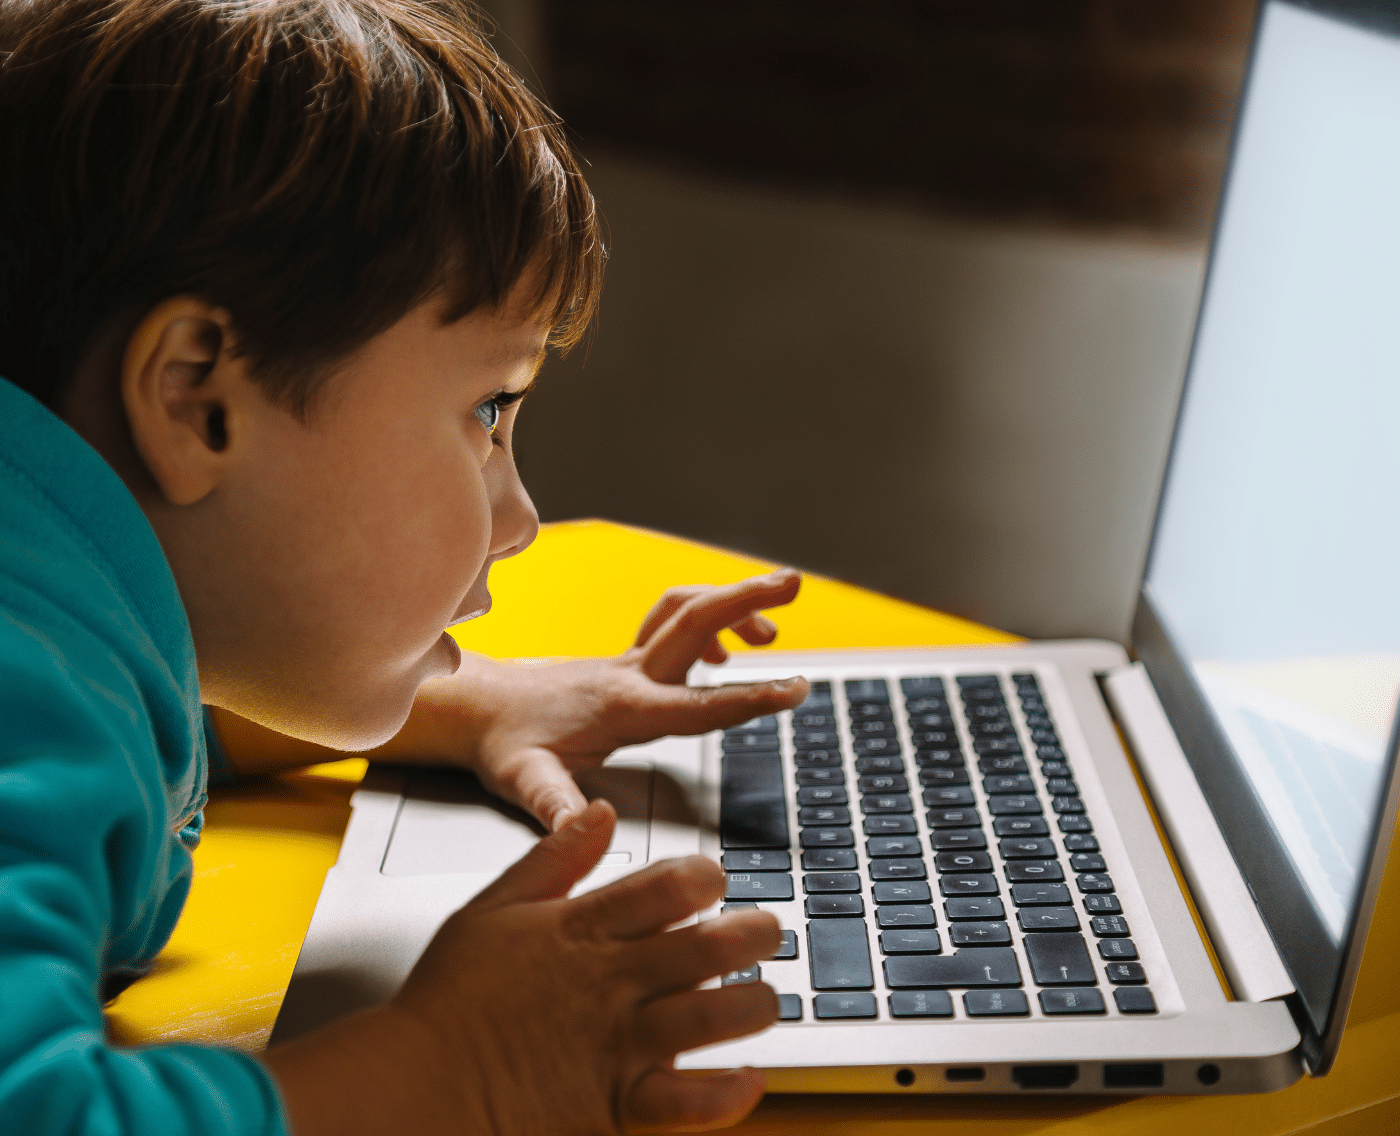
[481,1,1259,642]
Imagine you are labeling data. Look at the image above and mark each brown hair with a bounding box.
[0,0,603,414]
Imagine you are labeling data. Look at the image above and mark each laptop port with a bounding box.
[944,1067,984,1083]
[1104,1063,1164,1089]
[1011,1065,1079,1090]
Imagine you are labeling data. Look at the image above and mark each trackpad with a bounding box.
[380,760,656,878]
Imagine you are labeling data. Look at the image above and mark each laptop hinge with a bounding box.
[1102,662,1296,1004]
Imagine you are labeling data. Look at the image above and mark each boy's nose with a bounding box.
[489,463,539,563]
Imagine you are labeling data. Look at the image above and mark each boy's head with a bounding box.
[0,0,603,747]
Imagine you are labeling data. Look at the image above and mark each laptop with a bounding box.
[271,0,1400,1095]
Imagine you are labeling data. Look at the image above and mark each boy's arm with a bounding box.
[211,571,808,826]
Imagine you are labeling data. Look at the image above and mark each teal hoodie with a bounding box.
[0,377,287,1133]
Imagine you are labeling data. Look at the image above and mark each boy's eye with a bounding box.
[472,397,501,434]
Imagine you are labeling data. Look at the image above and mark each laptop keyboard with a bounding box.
[718,671,1160,1022]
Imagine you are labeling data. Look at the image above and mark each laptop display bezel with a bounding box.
[1129,0,1400,1077]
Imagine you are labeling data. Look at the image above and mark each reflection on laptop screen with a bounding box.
[1144,1,1400,942]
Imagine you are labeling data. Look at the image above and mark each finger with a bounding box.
[625,676,810,740]
[700,638,727,665]
[566,855,724,941]
[632,983,779,1062]
[625,1067,768,1134]
[621,910,782,996]
[730,612,778,646]
[633,586,708,648]
[470,799,616,909]
[482,745,591,832]
[641,570,801,684]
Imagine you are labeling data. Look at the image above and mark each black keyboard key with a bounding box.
[720,753,789,849]
[800,827,854,848]
[922,786,975,808]
[851,718,897,737]
[793,749,842,769]
[957,673,1002,690]
[949,921,1011,946]
[806,894,865,917]
[987,796,1042,816]
[1046,778,1080,796]
[803,872,861,894]
[884,947,1021,988]
[1041,760,1072,778]
[858,773,907,793]
[973,738,1023,756]
[1091,915,1131,937]
[868,858,927,881]
[930,829,987,851]
[796,767,844,786]
[906,697,950,716]
[1030,729,1060,745]
[802,848,857,871]
[1024,933,1096,985]
[999,837,1056,859]
[914,749,964,768]
[852,737,902,757]
[726,873,794,901]
[792,712,838,730]
[873,880,932,904]
[889,990,954,1017]
[934,850,993,873]
[979,755,1029,775]
[909,730,959,748]
[918,767,969,786]
[983,775,1035,794]
[722,850,791,872]
[1011,883,1072,906]
[1098,938,1137,960]
[867,835,922,857]
[908,712,956,730]
[1105,962,1146,984]
[926,807,982,829]
[721,733,780,753]
[1017,907,1079,932]
[1062,834,1099,852]
[798,806,851,826]
[880,929,942,954]
[1053,796,1086,814]
[721,964,761,985]
[777,993,803,1020]
[1114,987,1158,1014]
[1037,745,1066,760]
[793,730,841,750]
[994,816,1049,837]
[877,905,935,927]
[797,786,848,806]
[861,793,913,814]
[1083,894,1122,914]
[1005,860,1064,883]
[813,992,878,1019]
[944,896,1005,920]
[845,678,890,703]
[963,989,1029,1016]
[771,930,799,960]
[731,714,780,732]
[807,917,874,989]
[939,874,999,896]
[864,815,917,835]
[797,682,832,709]
[901,676,947,698]
[721,902,756,914]
[854,756,905,774]
[1076,873,1114,893]
[1039,988,1105,1015]
[1058,815,1094,833]
[1070,853,1107,872]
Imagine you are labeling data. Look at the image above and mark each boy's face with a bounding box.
[114,285,543,748]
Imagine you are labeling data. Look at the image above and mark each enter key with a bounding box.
[1023,933,1096,985]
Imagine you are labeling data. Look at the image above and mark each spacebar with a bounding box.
[883,948,1022,988]
[720,753,789,849]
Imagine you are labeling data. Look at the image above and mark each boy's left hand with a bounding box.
[403,569,808,831]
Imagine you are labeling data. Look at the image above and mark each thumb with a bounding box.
[492,745,591,832]
[471,799,617,910]
[625,1067,767,1133]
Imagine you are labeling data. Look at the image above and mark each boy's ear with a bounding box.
[121,298,242,506]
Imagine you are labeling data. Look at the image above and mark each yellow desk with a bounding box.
[105,521,1400,1133]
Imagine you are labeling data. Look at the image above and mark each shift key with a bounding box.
[884,948,1021,988]
[807,919,874,990]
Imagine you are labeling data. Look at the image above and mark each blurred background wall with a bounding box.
[477,0,1258,643]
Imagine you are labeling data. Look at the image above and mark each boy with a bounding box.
[0,1,810,1131]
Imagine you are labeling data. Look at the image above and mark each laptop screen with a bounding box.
[1135,0,1400,1070]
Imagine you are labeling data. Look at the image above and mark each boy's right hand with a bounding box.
[267,800,781,1136]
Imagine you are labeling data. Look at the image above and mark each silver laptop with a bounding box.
[272,0,1400,1095]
